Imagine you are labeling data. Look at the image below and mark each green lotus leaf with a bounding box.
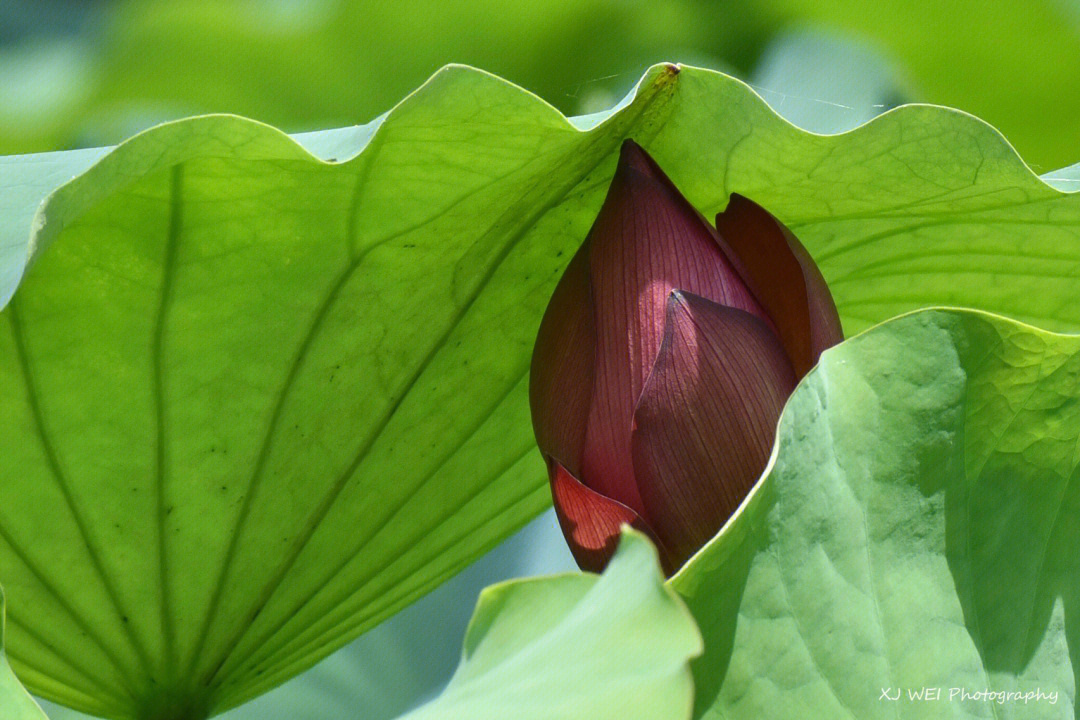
[401,530,701,720]
[674,308,1080,719]
[4,65,1080,718]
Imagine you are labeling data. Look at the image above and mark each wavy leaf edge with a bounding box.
[5,61,1077,312]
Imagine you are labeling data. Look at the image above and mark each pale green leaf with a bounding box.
[0,145,107,307]
[401,530,701,720]
[673,308,1080,719]
[0,588,49,720]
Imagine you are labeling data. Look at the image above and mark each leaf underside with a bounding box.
[3,64,1080,717]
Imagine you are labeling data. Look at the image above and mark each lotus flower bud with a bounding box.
[529,140,842,575]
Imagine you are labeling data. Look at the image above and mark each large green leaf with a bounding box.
[400,530,701,720]
[0,587,48,720]
[5,65,1080,718]
[0,68,680,719]
[673,308,1080,719]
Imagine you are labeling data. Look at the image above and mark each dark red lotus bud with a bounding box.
[530,140,843,575]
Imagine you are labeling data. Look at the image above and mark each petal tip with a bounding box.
[548,459,673,574]
[617,138,661,178]
[713,194,843,375]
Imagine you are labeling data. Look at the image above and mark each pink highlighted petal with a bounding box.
[582,141,767,514]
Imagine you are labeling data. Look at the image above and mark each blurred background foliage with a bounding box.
[2,0,1080,169]
[4,0,1078,717]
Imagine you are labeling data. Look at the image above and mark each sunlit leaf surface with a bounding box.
[402,530,701,720]
[675,309,1080,719]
